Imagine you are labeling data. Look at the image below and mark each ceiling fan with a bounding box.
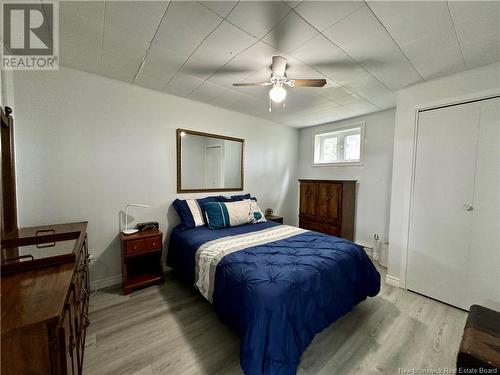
[232,56,327,112]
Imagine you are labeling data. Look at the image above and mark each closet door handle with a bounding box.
[463,204,473,211]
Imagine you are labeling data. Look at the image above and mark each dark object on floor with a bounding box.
[457,304,500,371]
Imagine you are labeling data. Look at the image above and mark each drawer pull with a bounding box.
[152,242,156,247]
[69,334,76,351]
[80,288,88,301]
[83,314,90,327]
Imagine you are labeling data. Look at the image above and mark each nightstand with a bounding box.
[120,229,164,294]
[266,215,284,224]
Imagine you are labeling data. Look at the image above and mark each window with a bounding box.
[313,123,364,165]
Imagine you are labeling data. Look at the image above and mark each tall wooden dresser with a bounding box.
[299,180,357,241]
[1,222,90,375]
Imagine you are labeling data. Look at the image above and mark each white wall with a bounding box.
[388,62,500,285]
[298,109,396,247]
[11,66,299,288]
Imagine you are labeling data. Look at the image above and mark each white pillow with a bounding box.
[248,200,267,224]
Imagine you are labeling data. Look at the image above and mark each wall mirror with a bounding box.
[177,129,244,193]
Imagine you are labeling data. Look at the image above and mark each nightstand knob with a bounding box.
[152,242,156,247]
[133,246,137,250]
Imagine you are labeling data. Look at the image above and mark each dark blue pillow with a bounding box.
[227,193,257,202]
[172,196,222,229]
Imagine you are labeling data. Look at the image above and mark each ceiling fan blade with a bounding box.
[232,82,272,87]
[271,56,287,77]
[292,79,327,87]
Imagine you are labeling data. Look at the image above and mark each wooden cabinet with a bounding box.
[121,230,164,295]
[1,222,90,375]
[299,180,356,241]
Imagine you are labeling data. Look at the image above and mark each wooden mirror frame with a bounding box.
[176,128,244,193]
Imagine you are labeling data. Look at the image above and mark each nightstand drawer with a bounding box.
[126,239,146,254]
[146,236,162,250]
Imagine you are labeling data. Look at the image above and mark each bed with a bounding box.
[168,221,380,375]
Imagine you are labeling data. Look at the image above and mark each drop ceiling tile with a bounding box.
[199,1,238,18]
[105,1,169,40]
[320,85,353,100]
[59,11,103,47]
[99,50,142,83]
[60,38,101,74]
[186,81,228,102]
[284,1,302,10]
[367,1,466,79]
[294,1,364,31]
[153,1,222,56]
[262,12,318,53]
[458,39,500,71]
[227,1,291,39]
[188,21,256,71]
[332,93,361,106]
[163,73,205,97]
[137,44,187,79]
[407,44,466,80]
[102,26,150,61]
[448,1,500,68]
[59,11,102,73]
[60,1,104,23]
[290,33,364,84]
[349,78,395,109]
[323,5,421,90]
[134,73,172,92]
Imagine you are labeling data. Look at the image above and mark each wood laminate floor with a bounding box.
[84,268,467,375]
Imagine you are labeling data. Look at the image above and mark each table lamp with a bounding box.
[123,204,150,235]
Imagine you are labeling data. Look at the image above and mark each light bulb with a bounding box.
[269,85,287,103]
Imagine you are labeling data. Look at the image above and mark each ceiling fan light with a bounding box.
[269,85,287,103]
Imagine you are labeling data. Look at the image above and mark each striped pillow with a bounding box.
[172,196,221,229]
[204,201,253,229]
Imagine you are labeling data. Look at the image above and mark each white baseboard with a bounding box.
[385,274,401,288]
[90,274,122,291]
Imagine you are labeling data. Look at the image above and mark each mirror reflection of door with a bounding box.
[205,145,224,188]
[177,129,244,192]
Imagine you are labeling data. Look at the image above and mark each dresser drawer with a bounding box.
[300,219,340,237]
[126,239,147,255]
[146,236,162,250]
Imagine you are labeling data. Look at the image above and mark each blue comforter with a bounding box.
[168,222,380,375]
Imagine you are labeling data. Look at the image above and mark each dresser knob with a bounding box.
[83,313,90,327]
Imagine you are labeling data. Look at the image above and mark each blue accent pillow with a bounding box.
[205,201,254,230]
[172,196,222,229]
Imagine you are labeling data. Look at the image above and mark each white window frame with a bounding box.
[312,122,365,166]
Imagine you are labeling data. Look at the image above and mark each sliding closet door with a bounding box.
[407,102,480,310]
[466,98,500,310]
